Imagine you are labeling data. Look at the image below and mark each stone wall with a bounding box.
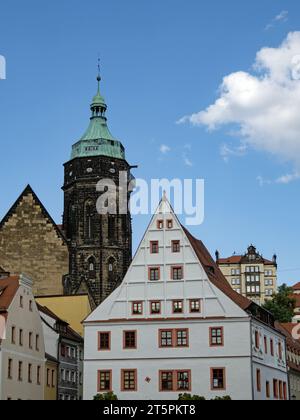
[0,188,69,296]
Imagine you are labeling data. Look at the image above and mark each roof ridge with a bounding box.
[182,225,252,311]
[0,185,68,245]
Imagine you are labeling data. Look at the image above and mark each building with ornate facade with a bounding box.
[83,197,288,401]
[216,246,277,306]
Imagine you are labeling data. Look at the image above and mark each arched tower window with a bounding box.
[107,257,116,282]
[88,256,96,278]
[84,200,95,239]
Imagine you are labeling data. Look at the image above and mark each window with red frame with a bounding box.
[177,371,191,391]
[211,368,226,390]
[149,267,160,281]
[273,379,278,399]
[270,339,274,356]
[279,381,283,400]
[160,330,173,347]
[98,332,111,351]
[160,371,173,391]
[171,240,180,253]
[150,301,161,315]
[157,220,164,230]
[190,299,201,313]
[150,241,159,254]
[176,329,189,347]
[283,382,287,400]
[172,266,183,280]
[173,300,184,314]
[167,219,173,229]
[210,328,224,347]
[264,336,268,354]
[124,331,137,349]
[132,302,143,315]
[256,369,261,392]
[122,370,137,391]
[98,371,111,392]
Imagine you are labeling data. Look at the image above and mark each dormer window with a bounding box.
[167,220,173,229]
[157,220,164,230]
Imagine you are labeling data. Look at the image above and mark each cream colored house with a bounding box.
[0,274,45,400]
[216,246,277,306]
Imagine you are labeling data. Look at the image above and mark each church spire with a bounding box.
[91,60,107,118]
[70,65,126,160]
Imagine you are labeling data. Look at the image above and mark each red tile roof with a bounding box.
[218,256,274,265]
[183,227,252,311]
[38,304,83,343]
[292,294,300,308]
[0,276,20,313]
[276,323,300,372]
[292,282,300,291]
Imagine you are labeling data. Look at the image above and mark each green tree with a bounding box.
[93,392,118,400]
[263,284,296,323]
[178,393,206,400]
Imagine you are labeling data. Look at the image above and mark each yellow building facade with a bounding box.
[36,294,91,336]
[44,357,58,401]
[216,245,277,306]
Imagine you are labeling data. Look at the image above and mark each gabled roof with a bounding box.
[182,227,252,311]
[292,282,300,291]
[0,276,20,313]
[276,323,300,372]
[38,303,83,343]
[0,185,67,244]
[218,255,274,265]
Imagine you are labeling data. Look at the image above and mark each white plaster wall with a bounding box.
[84,318,252,400]
[84,357,253,401]
[0,281,45,400]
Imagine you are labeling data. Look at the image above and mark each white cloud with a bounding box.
[220,143,247,162]
[257,171,300,187]
[265,10,288,30]
[275,10,289,22]
[275,171,300,184]
[179,32,300,175]
[183,155,193,167]
[159,144,171,154]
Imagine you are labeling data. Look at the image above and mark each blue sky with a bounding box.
[0,0,300,285]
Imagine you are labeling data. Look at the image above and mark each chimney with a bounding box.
[215,250,220,262]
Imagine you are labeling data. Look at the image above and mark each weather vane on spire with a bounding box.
[97,56,102,81]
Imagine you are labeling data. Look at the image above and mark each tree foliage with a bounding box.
[263,284,296,323]
[93,392,118,400]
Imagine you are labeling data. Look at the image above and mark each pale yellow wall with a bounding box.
[36,295,91,336]
[44,361,58,401]
[218,262,277,306]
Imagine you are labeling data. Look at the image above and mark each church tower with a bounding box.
[62,69,134,307]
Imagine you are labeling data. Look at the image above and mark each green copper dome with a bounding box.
[71,74,126,161]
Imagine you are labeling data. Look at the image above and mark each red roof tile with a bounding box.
[0,276,20,312]
[292,282,300,291]
[182,227,252,311]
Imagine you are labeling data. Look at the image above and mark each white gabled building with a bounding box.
[84,197,289,400]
